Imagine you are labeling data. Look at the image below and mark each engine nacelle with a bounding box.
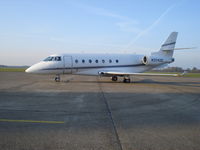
[142,56,174,65]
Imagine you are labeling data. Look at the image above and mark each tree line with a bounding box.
[153,67,200,73]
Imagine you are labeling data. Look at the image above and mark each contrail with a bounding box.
[124,4,176,50]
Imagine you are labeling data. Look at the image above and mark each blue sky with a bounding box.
[0,0,199,68]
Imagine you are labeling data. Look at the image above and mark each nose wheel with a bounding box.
[111,76,118,81]
[123,76,131,83]
[55,75,60,82]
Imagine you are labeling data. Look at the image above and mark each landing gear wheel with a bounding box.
[111,76,118,81]
[55,75,60,82]
[123,77,131,83]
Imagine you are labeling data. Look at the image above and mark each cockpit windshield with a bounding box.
[54,56,61,61]
[44,57,53,61]
[43,56,61,61]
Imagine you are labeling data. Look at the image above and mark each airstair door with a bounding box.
[64,56,72,74]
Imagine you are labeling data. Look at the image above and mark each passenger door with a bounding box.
[64,56,72,74]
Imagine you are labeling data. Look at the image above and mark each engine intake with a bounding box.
[142,56,174,65]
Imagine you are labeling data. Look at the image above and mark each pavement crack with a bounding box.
[3,81,37,91]
[97,77,123,150]
[63,77,74,83]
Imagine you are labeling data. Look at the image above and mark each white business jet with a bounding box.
[25,32,184,83]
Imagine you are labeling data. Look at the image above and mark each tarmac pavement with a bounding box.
[0,72,200,150]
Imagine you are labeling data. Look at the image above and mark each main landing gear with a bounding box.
[55,75,60,82]
[111,76,131,83]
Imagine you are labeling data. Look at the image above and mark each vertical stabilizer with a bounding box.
[160,32,178,51]
[152,32,178,57]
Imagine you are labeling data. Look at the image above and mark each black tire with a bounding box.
[112,76,118,81]
[55,77,60,82]
[123,79,131,83]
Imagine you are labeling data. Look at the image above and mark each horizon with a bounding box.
[0,0,200,69]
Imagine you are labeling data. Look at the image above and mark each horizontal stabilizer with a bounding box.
[162,47,197,51]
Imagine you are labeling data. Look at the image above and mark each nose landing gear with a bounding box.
[123,76,131,83]
[55,75,60,82]
[111,76,118,81]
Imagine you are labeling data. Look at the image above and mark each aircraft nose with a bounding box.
[25,62,47,74]
[25,64,40,74]
[25,67,32,73]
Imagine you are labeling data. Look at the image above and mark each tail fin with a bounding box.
[152,32,178,57]
[160,32,178,51]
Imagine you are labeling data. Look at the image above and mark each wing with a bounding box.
[99,71,181,77]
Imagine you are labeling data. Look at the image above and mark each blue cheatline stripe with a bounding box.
[162,42,176,47]
[42,64,145,71]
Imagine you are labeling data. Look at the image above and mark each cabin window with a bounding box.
[95,60,98,63]
[116,59,119,63]
[75,59,78,63]
[109,59,112,63]
[102,60,105,63]
[82,59,85,63]
[89,59,92,63]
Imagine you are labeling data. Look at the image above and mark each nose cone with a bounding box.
[25,66,36,73]
[25,62,45,74]
[25,67,32,73]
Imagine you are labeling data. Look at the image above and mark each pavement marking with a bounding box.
[97,78,123,150]
[0,119,64,124]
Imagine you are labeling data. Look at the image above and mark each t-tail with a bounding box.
[142,32,178,65]
[152,32,178,57]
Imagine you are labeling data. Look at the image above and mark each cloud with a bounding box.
[124,4,176,50]
[116,21,141,33]
[68,1,140,33]
[66,1,178,51]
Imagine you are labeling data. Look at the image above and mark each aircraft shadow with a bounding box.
[67,79,200,88]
